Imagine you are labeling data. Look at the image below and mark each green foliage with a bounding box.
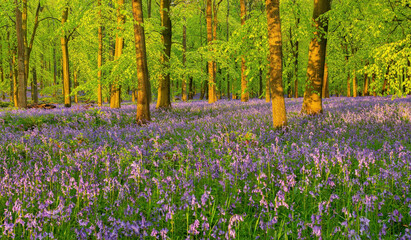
[0,0,409,102]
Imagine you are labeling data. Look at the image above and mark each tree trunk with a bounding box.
[182,19,187,102]
[98,0,103,106]
[301,0,330,115]
[111,0,125,109]
[266,0,287,127]
[12,55,18,107]
[61,7,71,107]
[259,68,263,98]
[132,0,151,124]
[22,0,28,97]
[294,17,300,98]
[371,74,377,96]
[206,0,216,103]
[157,0,172,109]
[74,71,78,103]
[32,67,38,103]
[188,77,194,99]
[382,65,390,95]
[226,0,230,99]
[322,62,329,98]
[240,0,248,102]
[0,36,4,100]
[16,2,27,108]
[352,70,357,97]
[53,48,57,97]
[265,62,270,102]
[147,0,152,18]
[363,73,368,96]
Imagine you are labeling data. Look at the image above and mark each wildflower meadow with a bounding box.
[0,96,410,239]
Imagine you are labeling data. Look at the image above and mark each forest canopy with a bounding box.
[0,0,410,109]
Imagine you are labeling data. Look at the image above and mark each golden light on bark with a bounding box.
[301,0,331,115]
[266,0,287,128]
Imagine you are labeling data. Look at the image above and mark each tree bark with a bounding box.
[0,36,4,100]
[156,0,172,109]
[240,0,248,102]
[32,67,38,103]
[110,0,125,109]
[322,62,329,98]
[61,7,71,107]
[12,55,18,107]
[301,0,330,115]
[53,47,57,97]
[363,73,369,96]
[265,61,270,102]
[294,17,300,98]
[182,19,187,102]
[74,71,78,103]
[22,0,28,96]
[188,77,194,99]
[132,0,151,124]
[352,70,357,97]
[226,0,230,99]
[206,0,216,103]
[346,72,351,97]
[382,65,390,95]
[266,0,287,128]
[98,0,103,106]
[16,1,27,108]
[148,0,152,18]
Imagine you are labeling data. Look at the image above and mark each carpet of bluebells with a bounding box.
[0,96,410,240]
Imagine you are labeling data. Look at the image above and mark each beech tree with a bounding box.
[240,0,248,102]
[301,0,331,115]
[266,0,287,128]
[110,0,125,109]
[132,0,150,123]
[156,0,172,109]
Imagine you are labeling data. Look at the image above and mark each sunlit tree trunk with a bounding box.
[363,73,369,96]
[111,0,125,109]
[16,1,27,108]
[12,55,18,107]
[240,0,248,102]
[182,18,187,102]
[97,0,103,106]
[266,0,287,128]
[212,0,219,103]
[132,0,151,124]
[301,0,330,115]
[157,0,172,108]
[61,7,71,107]
[206,0,216,103]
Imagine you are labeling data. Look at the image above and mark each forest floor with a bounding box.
[0,96,410,239]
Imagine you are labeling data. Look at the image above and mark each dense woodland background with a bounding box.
[0,0,410,109]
